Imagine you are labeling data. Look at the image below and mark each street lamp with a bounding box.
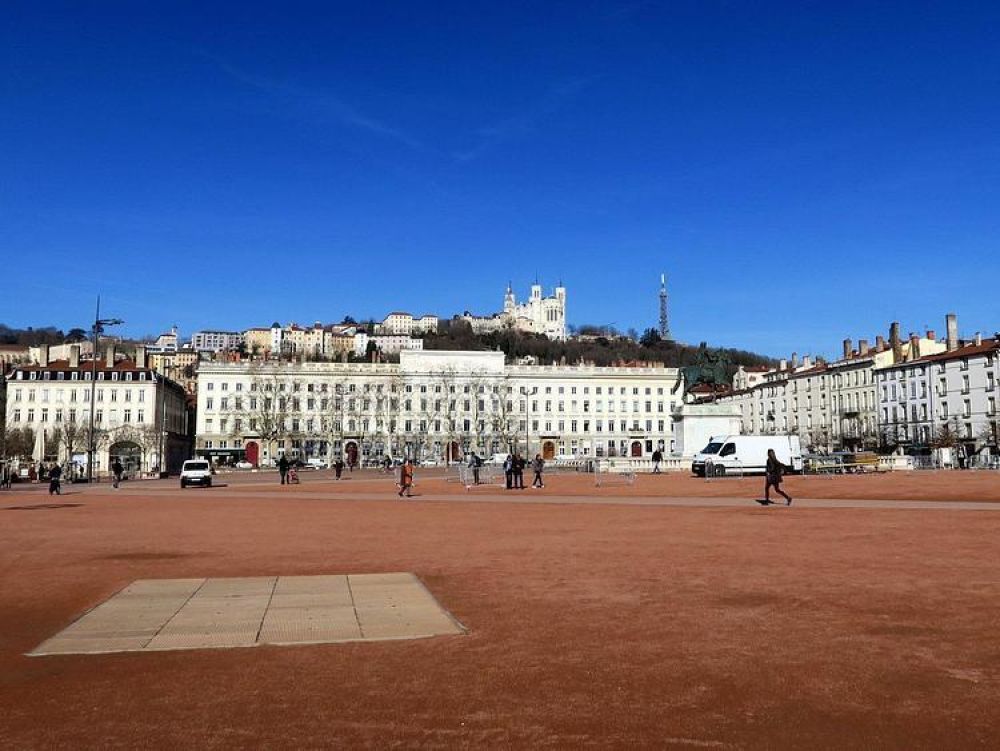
[86,297,123,483]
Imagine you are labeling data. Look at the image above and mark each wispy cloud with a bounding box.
[454,77,596,162]
[206,54,423,150]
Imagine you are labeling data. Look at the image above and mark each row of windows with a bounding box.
[10,408,147,424]
[879,354,996,383]
[17,370,150,382]
[11,388,148,403]
[203,417,671,435]
[203,379,669,397]
[883,397,998,422]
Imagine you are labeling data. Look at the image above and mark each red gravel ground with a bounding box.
[2,472,1000,748]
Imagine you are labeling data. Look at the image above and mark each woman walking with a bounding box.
[398,459,414,498]
[762,449,792,506]
[531,454,545,488]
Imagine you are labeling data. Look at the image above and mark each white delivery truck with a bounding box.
[692,435,803,477]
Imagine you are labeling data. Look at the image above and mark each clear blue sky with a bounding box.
[3,1,998,358]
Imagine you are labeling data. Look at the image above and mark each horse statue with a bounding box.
[672,343,731,400]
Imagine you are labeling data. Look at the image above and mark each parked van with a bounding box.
[692,435,803,477]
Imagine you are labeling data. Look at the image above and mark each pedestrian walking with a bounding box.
[398,459,414,498]
[334,458,344,480]
[48,462,62,496]
[651,448,663,474]
[468,452,481,485]
[111,458,124,489]
[278,455,290,485]
[531,454,545,488]
[513,453,526,489]
[504,454,513,490]
[760,449,793,506]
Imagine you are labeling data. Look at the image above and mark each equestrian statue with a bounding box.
[671,342,732,400]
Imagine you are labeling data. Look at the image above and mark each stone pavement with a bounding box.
[207,487,1000,511]
[30,573,465,656]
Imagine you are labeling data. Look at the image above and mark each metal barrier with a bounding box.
[594,459,637,487]
[457,464,503,490]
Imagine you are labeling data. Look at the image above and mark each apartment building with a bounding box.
[195,350,679,466]
[4,344,192,475]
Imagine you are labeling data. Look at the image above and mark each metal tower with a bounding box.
[659,273,673,341]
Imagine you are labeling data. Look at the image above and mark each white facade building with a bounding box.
[195,350,679,466]
[148,327,180,354]
[718,325,946,451]
[877,334,1000,453]
[191,330,244,353]
[4,345,191,475]
[353,333,425,357]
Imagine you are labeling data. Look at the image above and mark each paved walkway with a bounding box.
[30,573,465,656]
[224,490,1000,510]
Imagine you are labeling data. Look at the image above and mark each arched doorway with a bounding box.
[630,441,643,458]
[245,441,260,466]
[542,441,556,460]
[109,441,142,476]
[345,441,359,467]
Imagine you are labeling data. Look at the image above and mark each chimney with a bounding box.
[791,352,799,369]
[106,344,116,367]
[69,345,80,369]
[875,335,886,353]
[890,322,903,363]
[946,313,958,351]
[38,344,50,367]
[926,329,936,341]
[909,333,920,360]
[135,345,147,369]
[974,332,982,346]
[858,339,870,356]
[842,338,852,360]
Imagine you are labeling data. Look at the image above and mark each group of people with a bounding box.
[502,453,545,489]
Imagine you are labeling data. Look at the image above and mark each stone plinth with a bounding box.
[671,403,743,458]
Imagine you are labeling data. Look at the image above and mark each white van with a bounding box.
[692,435,802,477]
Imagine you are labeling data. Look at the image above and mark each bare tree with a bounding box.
[59,419,85,465]
[227,366,299,464]
[489,376,518,452]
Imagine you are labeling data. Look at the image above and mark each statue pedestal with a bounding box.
[672,403,743,458]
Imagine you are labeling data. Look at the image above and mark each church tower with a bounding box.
[503,282,516,314]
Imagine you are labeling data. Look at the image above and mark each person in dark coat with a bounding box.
[513,453,526,489]
[333,458,344,480]
[111,458,124,489]
[48,463,62,496]
[278,455,290,485]
[763,449,792,505]
[468,452,481,485]
[531,454,545,488]
[503,454,513,490]
[651,449,663,474]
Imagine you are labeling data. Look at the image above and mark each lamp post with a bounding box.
[86,297,123,483]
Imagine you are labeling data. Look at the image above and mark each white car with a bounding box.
[235,460,253,470]
[180,459,213,488]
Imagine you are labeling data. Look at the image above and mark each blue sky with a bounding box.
[3,1,998,358]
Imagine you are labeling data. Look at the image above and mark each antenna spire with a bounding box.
[659,273,673,341]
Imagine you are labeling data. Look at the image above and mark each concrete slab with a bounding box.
[30,573,464,656]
